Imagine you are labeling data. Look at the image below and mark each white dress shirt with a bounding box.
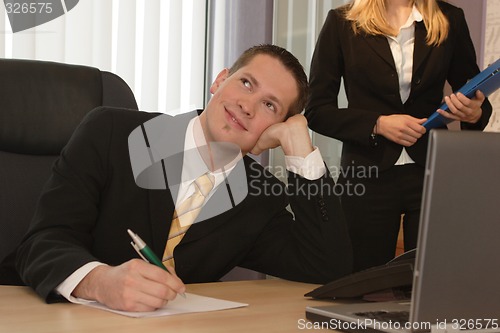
[386,5,423,165]
[56,116,326,303]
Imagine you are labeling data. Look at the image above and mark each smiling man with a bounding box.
[16,44,352,312]
[201,49,301,155]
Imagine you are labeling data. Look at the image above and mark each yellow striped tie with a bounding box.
[163,173,214,267]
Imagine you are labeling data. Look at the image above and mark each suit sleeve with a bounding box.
[240,169,353,284]
[445,7,492,130]
[305,9,381,148]
[16,108,113,301]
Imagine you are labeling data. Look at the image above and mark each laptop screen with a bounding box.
[411,130,500,323]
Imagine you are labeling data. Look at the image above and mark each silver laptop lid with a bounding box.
[411,130,500,323]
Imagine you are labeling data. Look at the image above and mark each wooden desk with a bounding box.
[0,279,336,333]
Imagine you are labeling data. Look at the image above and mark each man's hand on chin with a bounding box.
[250,114,313,157]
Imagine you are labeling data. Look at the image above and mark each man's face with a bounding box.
[199,54,298,155]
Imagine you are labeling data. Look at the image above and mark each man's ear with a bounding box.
[210,68,229,94]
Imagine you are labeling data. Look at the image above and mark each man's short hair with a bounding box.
[229,44,309,118]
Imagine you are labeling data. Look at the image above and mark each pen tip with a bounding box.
[127,229,134,237]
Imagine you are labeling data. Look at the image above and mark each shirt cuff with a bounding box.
[55,261,107,304]
[285,147,326,180]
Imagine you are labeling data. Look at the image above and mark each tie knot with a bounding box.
[194,173,215,197]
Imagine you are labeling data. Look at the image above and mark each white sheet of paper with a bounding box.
[82,293,248,318]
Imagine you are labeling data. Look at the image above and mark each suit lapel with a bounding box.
[412,21,432,77]
[149,189,174,254]
[362,34,396,70]
[361,20,432,75]
[182,197,246,245]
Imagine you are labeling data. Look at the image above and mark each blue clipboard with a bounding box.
[423,58,500,130]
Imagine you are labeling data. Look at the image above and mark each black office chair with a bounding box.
[0,59,138,285]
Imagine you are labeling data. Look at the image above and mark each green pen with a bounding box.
[127,229,186,298]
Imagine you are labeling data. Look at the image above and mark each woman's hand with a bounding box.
[437,90,485,124]
[376,115,427,147]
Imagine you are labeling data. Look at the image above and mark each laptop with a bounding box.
[306,130,500,332]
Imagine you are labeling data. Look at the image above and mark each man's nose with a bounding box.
[239,96,257,118]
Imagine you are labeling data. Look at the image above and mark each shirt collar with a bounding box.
[402,5,423,29]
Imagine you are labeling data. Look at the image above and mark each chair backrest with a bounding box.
[0,59,138,284]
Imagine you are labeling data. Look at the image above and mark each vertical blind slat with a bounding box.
[140,0,161,112]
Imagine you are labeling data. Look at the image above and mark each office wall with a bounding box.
[484,0,500,131]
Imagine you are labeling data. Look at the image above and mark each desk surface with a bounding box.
[0,279,337,333]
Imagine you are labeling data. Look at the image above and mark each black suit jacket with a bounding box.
[16,107,352,301]
[305,1,492,171]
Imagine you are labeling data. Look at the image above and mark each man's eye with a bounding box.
[242,79,251,88]
[265,102,275,111]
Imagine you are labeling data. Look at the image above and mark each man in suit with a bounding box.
[16,44,352,312]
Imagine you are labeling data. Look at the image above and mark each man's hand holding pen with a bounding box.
[71,230,187,313]
[72,259,186,312]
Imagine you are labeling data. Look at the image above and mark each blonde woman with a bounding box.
[305,0,492,271]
